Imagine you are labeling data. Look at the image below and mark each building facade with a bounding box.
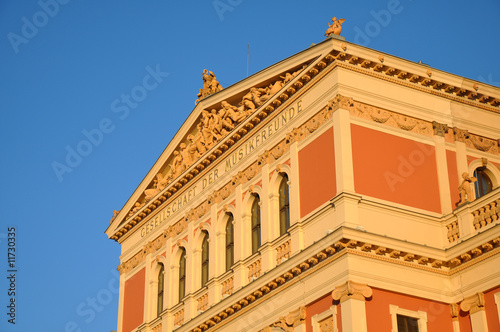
[105,35,500,332]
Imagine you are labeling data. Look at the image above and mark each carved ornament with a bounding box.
[432,121,449,137]
[195,70,223,105]
[324,17,345,37]
[263,306,306,332]
[458,172,477,204]
[460,292,485,314]
[331,280,372,303]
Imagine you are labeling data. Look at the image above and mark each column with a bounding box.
[460,292,489,332]
[331,280,372,332]
[289,141,304,254]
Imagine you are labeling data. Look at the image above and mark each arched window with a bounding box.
[225,214,234,271]
[157,264,164,317]
[201,232,209,287]
[279,174,290,236]
[179,249,186,302]
[251,195,261,254]
[474,167,493,199]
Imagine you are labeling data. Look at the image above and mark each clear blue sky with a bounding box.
[0,1,499,331]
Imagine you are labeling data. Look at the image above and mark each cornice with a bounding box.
[177,234,500,332]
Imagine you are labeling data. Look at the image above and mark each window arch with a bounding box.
[179,248,186,302]
[474,167,493,199]
[279,174,290,236]
[251,195,261,254]
[157,263,164,317]
[225,214,234,271]
[201,231,209,287]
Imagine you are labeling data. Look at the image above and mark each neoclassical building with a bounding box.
[106,30,500,332]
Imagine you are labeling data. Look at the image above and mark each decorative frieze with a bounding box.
[331,280,373,303]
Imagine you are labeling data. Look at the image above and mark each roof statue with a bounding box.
[195,69,223,105]
[324,17,345,37]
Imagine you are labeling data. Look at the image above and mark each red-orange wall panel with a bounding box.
[299,128,336,217]
[485,286,500,332]
[447,150,460,209]
[305,294,333,332]
[366,288,454,331]
[122,268,145,332]
[351,124,441,213]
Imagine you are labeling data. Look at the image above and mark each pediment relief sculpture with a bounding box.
[195,69,223,105]
[124,65,308,219]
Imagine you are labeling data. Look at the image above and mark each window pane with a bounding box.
[201,233,209,286]
[251,196,261,254]
[157,264,164,316]
[179,250,186,301]
[397,315,419,332]
[279,175,290,235]
[225,214,234,271]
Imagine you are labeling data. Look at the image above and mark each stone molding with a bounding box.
[262,306,306,332]
[331,280,373,303]
[460,292,486,314]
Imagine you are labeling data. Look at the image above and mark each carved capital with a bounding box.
[432,121,449,137]
[327,94,354,112]
[460,292,485,314]
[332,280,372,303]
[453,127,470,142]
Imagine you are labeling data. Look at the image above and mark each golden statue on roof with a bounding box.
[325,17,345,37]
[195,69,223,104]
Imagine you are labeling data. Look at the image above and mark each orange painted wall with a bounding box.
[447,150,460,209]
[485,286,500,332]
[299,128,336,217]
[365,288,454,331]
[122,268,145,332]
[351,124,441,213]
[305,293,342,332]
[458,310,472,332]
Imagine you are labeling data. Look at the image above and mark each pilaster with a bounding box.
[331,280,372,332]
[460,292,489,332]
[332,107,355,193]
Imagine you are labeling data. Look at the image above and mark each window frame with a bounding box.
[225,214,234,272]
[279,174,290,236]
[201,231,209,287]
[157,263,164,317]
[389,305,427,332]
[473,167,493,199]
[178,248,186,302]
[251,194,261,254]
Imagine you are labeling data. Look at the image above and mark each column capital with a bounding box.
[432,121,449,137]
[460,292,485,314]
[332,280,372,303]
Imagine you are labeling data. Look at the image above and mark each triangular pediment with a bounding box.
[106,37,500,241]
